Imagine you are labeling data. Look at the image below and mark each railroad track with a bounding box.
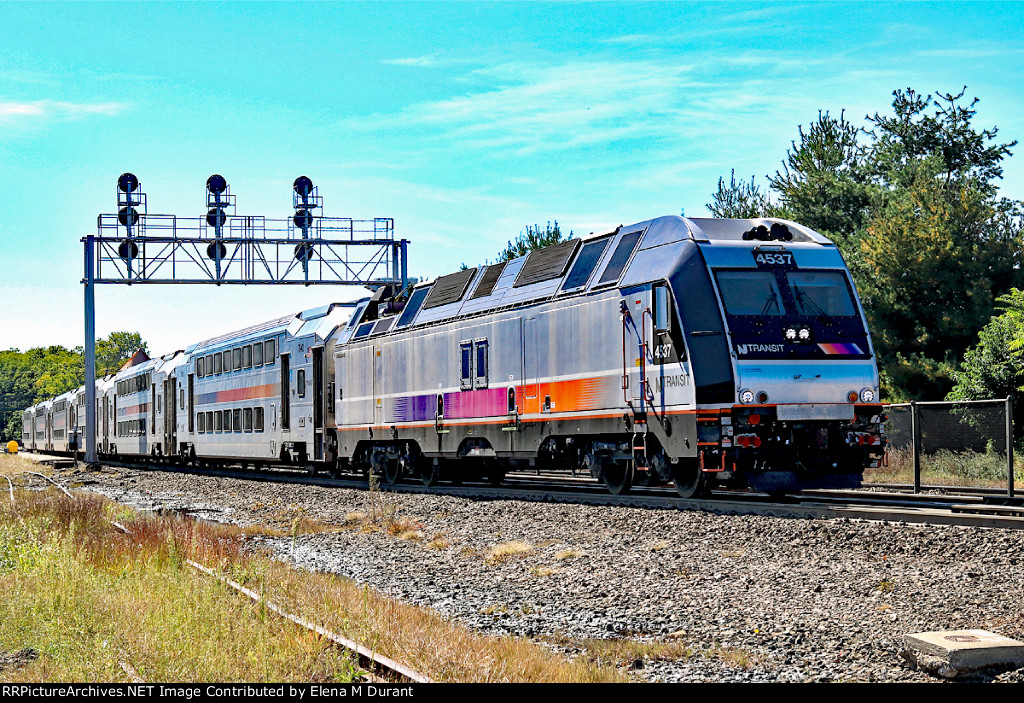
[35,454,1024,530]
[7,469,432,684]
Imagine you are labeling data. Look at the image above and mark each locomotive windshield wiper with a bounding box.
[793,287,832,325]
[760,290,781,315]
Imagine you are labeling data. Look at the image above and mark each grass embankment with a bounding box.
[866,446,1024,489]
[0,456,624,683]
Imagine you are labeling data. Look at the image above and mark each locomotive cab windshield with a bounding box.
[714,266,870,361]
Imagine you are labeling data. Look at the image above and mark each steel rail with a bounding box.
[82,457,1024,531]
[22,471,76,499]
[94,484,430,684]
[186,560,432,684]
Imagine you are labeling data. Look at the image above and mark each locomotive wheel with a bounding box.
[602,461,633,495]
[672,460,706,499]
[487,469,506,486]
[419,458,440,487]
[329,458,347,479]
[383,459,402,485]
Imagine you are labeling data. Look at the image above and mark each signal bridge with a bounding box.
[82,173,410,463]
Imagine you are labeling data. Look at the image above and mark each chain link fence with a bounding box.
[864,398,1017,494]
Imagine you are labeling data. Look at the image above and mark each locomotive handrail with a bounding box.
[640,307,656,406]
[620,304,632,406]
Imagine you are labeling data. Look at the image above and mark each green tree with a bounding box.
[461,221,575,270]
[857,89,1024,399]
[947,290,1024,404]
[706,170,773,219]
[0,331,149,441]
[706,88,1024,401]
[864,88,1016,193]
[497,221,573,262]
[0,349,38,442]
[768,110,873,261]
[95,331,148,376]
[859,175,1024,398]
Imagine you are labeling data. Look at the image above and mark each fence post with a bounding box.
[1007,395,1015,499]
[910,401,920,494]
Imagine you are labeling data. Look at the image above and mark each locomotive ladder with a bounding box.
[621,302,656,469]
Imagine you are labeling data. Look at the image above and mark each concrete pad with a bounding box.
[904,630,1024,677]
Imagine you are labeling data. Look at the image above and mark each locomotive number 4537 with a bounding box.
[753,251,795,267]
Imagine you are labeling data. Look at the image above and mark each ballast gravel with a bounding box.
[70,466,1024,683]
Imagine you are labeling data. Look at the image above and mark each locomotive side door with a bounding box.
[339,349,352,425]
[340,346,373,425]
[373,344,383,427]
[102,398,109,453]
[523,317,540,409]
[163,376,176,455]
[312,346,324,461]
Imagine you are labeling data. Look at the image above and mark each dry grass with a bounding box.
[866,446,1024,489]
[0,452,38,477]
[385,516,423,537]
[531,566,560,577]
[425,534,451,550]
[542,633,696,668]
[0,486,623,683]
[649,539,671,552]
[555,548,584,561]
[0,491,359,682]
[484,540,532,565]
[708,644,763,670]
[541,633,761,673]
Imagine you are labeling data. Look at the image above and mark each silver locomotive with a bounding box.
[24,215,886,496]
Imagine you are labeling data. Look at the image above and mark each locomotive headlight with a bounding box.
[860,388,875,403]
[784,327,797,341]
[798,327,811,341]
[740,388,755,404]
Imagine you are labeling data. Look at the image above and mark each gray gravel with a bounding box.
[67,465,1024,683]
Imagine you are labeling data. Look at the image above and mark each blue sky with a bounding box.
[2,1,1023,355]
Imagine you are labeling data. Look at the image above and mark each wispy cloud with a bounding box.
[349,59,704,155]
[0,99,128,127]
[344,53,869,160]
[383,55,442,67]
[0,69,60,86]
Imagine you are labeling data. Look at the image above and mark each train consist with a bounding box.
[22,215,886,496]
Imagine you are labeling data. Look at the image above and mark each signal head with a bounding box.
[118,206,139,227]
[117,173,139,193]
[293,176,314,197]
[206,174,228,194]
[206,208,227,227]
